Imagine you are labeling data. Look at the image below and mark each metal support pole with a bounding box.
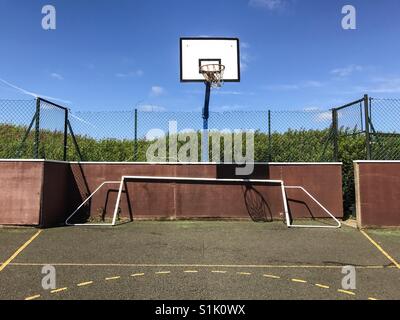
[34,98,41,159]
[134,109,138,162]
[332,109,339,162]
[67,120,84,161]
[63,108,68,161]
[202,82,211,162]
[364,94,371,160]
[268,110,272,162]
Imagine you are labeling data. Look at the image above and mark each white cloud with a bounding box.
[265,80,323,91]
[368,77,400,93]
[50,73,64,80]
[241,52,250,72]
[314,111,332,123]
[214,91,252,96]
[213,105,250,112]
[138,104,166,112]
[249,0,285,10]
[150,86,165,96]
[116,70,144,78]
[331,65,363,77]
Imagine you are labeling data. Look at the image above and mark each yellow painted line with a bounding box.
[155,271,171,275]
[315,283,330,289]
[368,297,378,301]
[105,276,121,281]
[25,294,41,301]
[131,273,145,277]
[263,274,280,279]
[338,289,356,296]
[184,270,199,273]
[211,270,227,274]
[0,230,42,272]
[77,281,93,287]
[51,287,68,294]
[237,272,252,275]
[8,262,394,269]
[291,278,307,284]
[360,230,400,269]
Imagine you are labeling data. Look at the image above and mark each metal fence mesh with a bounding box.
[2,96,400,163]
[369,98,400,160]
[0,99,36,159]
[38,99,67,160]
[1,96,400,216]
[269,110,333,162]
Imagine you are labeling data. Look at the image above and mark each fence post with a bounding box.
[34,98,41,159]
[332,108,339,162]
[364,94,372,160]
[63,108,68,161]
[268,110,272,162]
[133,109,138,161]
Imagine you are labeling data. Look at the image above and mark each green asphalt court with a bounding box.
[0,221,399,300]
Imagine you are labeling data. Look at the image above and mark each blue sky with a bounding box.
[0,0,399,112]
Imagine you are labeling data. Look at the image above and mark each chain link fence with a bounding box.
[369,98,400,160]
[1,96,399,163]
[1,95,399,216]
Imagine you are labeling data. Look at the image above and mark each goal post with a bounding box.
[66,176,341,229]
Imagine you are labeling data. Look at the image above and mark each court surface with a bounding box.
[0,221,399,300]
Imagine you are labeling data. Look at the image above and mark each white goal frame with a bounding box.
[66,176,341,229]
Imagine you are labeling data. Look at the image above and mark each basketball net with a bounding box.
[200,64,225,88]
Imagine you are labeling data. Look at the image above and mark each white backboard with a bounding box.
[180,37,240,82]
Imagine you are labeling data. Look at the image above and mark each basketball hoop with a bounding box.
[200,64,225,88]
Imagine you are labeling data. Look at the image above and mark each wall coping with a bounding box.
[354,160,400,164]
[0,159,343,166]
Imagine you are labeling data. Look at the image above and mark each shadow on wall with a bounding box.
[242,184,273,222]
[67,163,91,224]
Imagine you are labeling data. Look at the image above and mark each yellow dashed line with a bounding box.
[338,289,356,296]
[20,270,382,301]
[51,287,68,294]
[105,276,121,281]
[315,283,330,289]
[155,271,171,275]
[237,272,252,275]
[77,281,93,287]
[291,278,307,284]
[263,274,280,279]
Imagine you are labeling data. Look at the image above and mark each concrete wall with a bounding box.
[0,161,43,225]
[67,163,343,223]
[355,161,400,228]
[0,161,343,227]
[40,161,69,227]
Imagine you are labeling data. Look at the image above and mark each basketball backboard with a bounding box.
[180,37,240,82]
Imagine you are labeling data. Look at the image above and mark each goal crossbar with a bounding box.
[65,176,341,229]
